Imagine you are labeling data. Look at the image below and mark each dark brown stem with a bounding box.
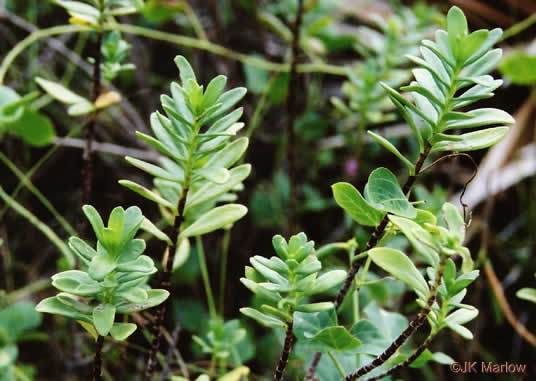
[361,334,434,381]
[93,335,104,381]
[144,188,188,381]
[274,320,296,381]
[80,26,103,210]
[305,144,432,380]
[286,0,304,236]
[342,254,446,381]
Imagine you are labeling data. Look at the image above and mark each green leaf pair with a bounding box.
[332,167,416,227]
[240,233,346,329]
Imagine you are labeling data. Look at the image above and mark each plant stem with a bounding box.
[218,228,231,315]
[196,235,217,319]
[326,351,344,378]
[274,320,295,381]
[285,0,304,235]
[144,188,188,381]
[342,254,447,381]
[305,144,431,380]
[361,333,435,381]
[93,335,104,381]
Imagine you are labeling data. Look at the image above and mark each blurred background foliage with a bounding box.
[0,0,535,380]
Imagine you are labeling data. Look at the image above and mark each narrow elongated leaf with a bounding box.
[200,75,227,112]
[36,297,92,323]
[367,168,417,218]
[197,167,230,184]
[118,180,176,211]
[442,108,514,131]
[35,77,89,105]
[179,204,247,237]
[447,6,468,60]
[516,288,536,304]
[368,247,429,298]
[140,217,171,245]
[367,131,415,174]
[332,182,384,227]
[432,127,509,152]
[185,164,251,211]
[388,215,439,267]
[125,157,181,182]
[239,307,286,328]
[202,137,248,169]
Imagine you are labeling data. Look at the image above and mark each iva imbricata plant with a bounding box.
[35,205,168,379]
[305,6,515,380]
[240,232,347,380]
[120,55,250,378]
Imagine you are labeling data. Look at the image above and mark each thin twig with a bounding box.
[144,188,188,381]
[342,255,447,380]
[94,335,104,381]
[361,333,435,381]
[159,322,188,381]
[483,261,536,347]
[274,321,296,381]
[286,0,305,235]
[54,137,160,162]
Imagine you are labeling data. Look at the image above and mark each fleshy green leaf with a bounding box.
[516,288,536,304]
[179,204,247,238]
[367,131,415,174]
[309,270,347,295]
[93,304,116,336]
[36,296,92,323]
[239,307,286,328]
[109,322,137,341]
[116,289,169,314]
[368,247,429,298]
[432,127,509,152]
[366,168,417,218]
[332,182,385,227]
[447,6,468,60]
[35,77,90,105]
[388,215,439,267]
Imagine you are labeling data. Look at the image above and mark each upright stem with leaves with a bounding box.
[120,56,251,379]
[306,6,515,380]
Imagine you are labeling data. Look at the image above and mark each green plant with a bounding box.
[35,205,169,379]
[301,6,515,380]
[240,232,347,380]
[120,55,250,379]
